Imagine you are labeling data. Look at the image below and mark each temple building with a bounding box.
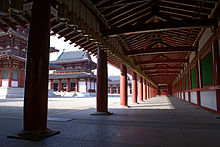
[49,50,97,96]
[108,76,132,94]
[0,27,58,98]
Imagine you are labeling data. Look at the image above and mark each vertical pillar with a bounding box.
[85,78,87,92]
[120,63,128,106]
[183,75,186,101]
[94,48,110,115]
[117,85,120,94]
[188,70,191,102]
[147,82,150,99]
[132,71,137,103]
[58,80,62,92]
[14,0,59,140]
[110,85,113,94]
[195,60,201,106]
[67,79,70,92]
[168,84,172,95]
[0,70,2,87]
[76,79,79,92]
[50,80,54,89]
[213,40,220,113]
[138,76,143,102]
[143,79,147,101]
[8,70,12,87]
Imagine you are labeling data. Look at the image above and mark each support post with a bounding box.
[8,0,59,141]
[132,71,137,103]
[58,80,62,92]
[147,82,150,99]
[67,79,70,92]
[195,60,201,106]
[120,64,128,106]
[143,79,147,101]
[93,48,111,115]
[188,69,191,102]
[110,85,113,94]
[213,40,220,113]
[138,76,143,102]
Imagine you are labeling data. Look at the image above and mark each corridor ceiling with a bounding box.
[0,0,219,86]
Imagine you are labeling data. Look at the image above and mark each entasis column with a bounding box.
[120,64,128,106]
[11,0,59,140]
[138,76,143,102]
[143,79,147,101]
[132,71,137,103]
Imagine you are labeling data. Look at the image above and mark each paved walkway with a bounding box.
[0,96,220,147]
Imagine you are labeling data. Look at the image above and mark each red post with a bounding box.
[138,76,143,102]
[117,85,120,94]
[195,60,201,106]
[110,85,113,94]
[143,79,147,101]
[50,80,54,89]
[147,82,150,99]
[120,64,128,106]
[14,0,59,140]
[188,69,191,102]
[58,80,62,92]
[213,40,220,113]
[85,78,87,92]
[95,48,110,115]
[132,71,137,103]
[67,80,70,92]
[183,75,186,101]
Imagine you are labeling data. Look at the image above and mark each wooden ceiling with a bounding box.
[0,0,219,86]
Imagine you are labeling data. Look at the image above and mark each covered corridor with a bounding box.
[1,95,220,146]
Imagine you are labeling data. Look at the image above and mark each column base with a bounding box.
[91,111,113,116]
[7,128,60,141]
[132,102,139,104]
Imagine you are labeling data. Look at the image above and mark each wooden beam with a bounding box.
[107,18,215,37]
[127,46,196,55]
[142,66,182,70]
[137,58,188,65]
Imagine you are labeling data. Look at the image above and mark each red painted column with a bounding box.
[147,82,150,99]
[8,70,12,87]
[67,80,70,92]
[95,48,110,114]
[85,78,87,92]
[58,80,62,92]
[0,70,2,87]
[188,69,191,102]
[195,60,201,106]
[143,79,147,101]
[50,80,54,89]
[213,40,220,113]
[76,80,79,92]
[183,75,186,101]
[16,0,59,140]
[110,85,113,94]
[117,85,120,94]
[120,63,128,106]
[132,71,137,103]
[138,76,143,102]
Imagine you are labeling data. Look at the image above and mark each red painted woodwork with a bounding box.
[138,76,143,101]
[120,64,128,106]
[132,71,137,103]
[96,48,108,112]
[195,60,201,106]
[143,79,147,101]
[110,85,113,94]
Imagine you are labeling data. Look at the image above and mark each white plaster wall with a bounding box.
[2,81,8,87]
[87,81,90,90]
[190,91,197,104]
[11,81,18,87]
[181,92,183,100]
[185,92,188,101]
[179,92,180,98]
[189,52,195,64]
[200,90,217,111]
[199,28,212,51]
[78,81,86,92]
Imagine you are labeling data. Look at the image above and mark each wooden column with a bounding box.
[8,70,12,87]
[195,60,201,106]
[117,85,120,94]
[66,79,70,92]
[50,80,54,89]
[85,78,87,92]
[94,48,111,115]
[120,63,128,106]
[168,84,172,95]
[183,75,186,101]
[143,79,147,101]
[13,0,59,140]
[110,85,113,94]
[147,82,150,99]
[138,76,143,102]
[76,79,79,92]
[213,40,220,113]
[188,69,191,102]
[132,71,137,103]
[58,80,62,92]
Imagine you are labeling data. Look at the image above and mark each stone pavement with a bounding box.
[0,95,220,147]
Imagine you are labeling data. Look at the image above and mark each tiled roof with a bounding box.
[49,72,95,79]
[57,50,88,61]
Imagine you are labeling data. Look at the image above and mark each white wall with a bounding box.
[78,81,86,92]
[199,28,212,51]
[200,90,217,111]
[91,81,94,89]
[87,81,90,90]
[190,91,197,104]
[185,92,188,101]
[181,92,183,100]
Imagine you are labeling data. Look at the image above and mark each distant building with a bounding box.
[49,51,97,96]
[0,27,58,98]
[108,76,132,94]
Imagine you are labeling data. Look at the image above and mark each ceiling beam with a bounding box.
[107,18,215,37]
[136,58,188,65]
[127,46,196,56]
[142,66,182,70]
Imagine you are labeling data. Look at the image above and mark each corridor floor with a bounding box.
[0,96,220,147]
